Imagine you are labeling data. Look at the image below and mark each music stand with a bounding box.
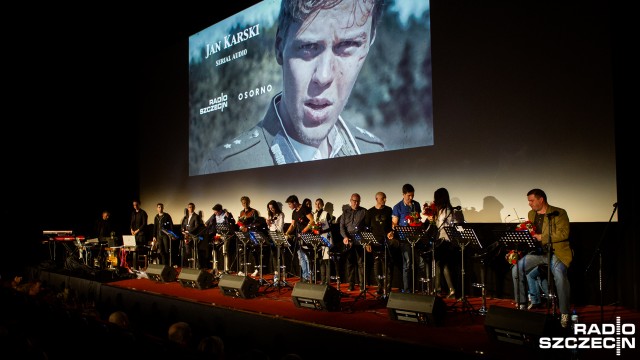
[235,231,254,276]
[269,230,293,291]
[496,229,538,310]
[444,225,482,316]
[395,225,427,293]
[161,229,179,267]
[250,231,270,287]
[300,233,327,284]
[350,230,378,300]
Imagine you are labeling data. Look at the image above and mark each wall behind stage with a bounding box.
[138,0,617,224]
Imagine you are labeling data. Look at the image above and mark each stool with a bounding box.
[472,282,487,314]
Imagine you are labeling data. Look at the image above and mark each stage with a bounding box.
[22,266,639,360]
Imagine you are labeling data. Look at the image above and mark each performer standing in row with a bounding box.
[426,188,464,299]
[365,192,395,296]
[152,203,174,266]
[314,198,333,285]
[340,193,366,292]
[130,199,148,270]
[94,210,114,268]
[391,184,425,293]
[181,203,205,268]
[266,200,285,281]
[206,203,236,274]
[284,195,315,283]
[238,196,261,276]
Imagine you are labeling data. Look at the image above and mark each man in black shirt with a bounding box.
[365,192,396,297]
[130,200,148,270]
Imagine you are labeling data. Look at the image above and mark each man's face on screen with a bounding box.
[277,0,374,147]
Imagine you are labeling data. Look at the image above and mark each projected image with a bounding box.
[189,0,432,175]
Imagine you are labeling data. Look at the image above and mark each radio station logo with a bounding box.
[539,316,636,356]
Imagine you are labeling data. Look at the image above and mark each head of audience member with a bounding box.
[197,335,225,360]
[108,310,130,329]
[16,279,42,296]
[168,321,192,347]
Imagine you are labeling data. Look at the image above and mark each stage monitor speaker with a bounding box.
[146,264,177,283]
[218,274,259,299]
[178,268,215,290]
[291,283,340,311]
[484,305,550,346]
[387,292,445,325]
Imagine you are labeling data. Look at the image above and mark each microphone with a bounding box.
[452,206,462,210]
[546,211,559,218]
[503,214,511,223]
[613,202,618,207]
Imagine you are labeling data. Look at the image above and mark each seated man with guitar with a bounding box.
[511,188,572,328]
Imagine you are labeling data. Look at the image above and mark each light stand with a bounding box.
[544,213,559,318]
[379,236,390,300]
[585,203,617,324]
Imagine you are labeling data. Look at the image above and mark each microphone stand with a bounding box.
[585,203,617,323]
[545,212,558,318]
